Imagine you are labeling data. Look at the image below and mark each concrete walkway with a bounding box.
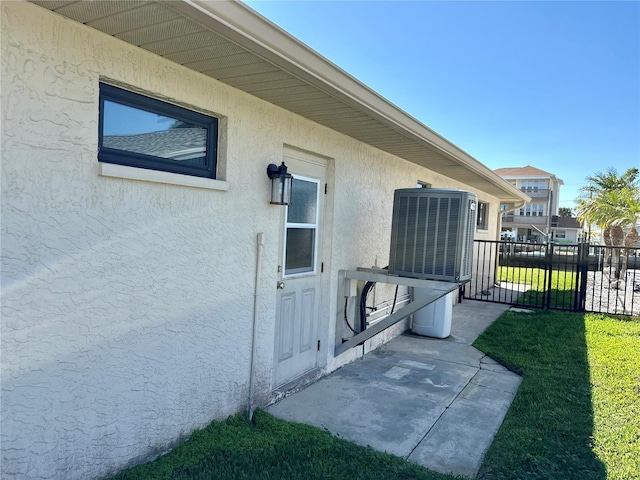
[267,300,521,478]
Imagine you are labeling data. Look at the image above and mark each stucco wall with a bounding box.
[1,3,502,479]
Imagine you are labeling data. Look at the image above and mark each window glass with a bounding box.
[287,179,317,224]
[522,204,545,216]
[477,201,489,230]
[102,101,207,166]
[285,228,315,274]
[99,83,217,178]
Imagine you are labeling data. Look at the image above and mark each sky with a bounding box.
[243,1,640,210]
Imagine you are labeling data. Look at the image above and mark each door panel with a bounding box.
[299,288,315,352]
[274,150,326,388]
[277,292,296,362]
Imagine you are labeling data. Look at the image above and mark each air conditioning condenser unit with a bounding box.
[388,188,477,282]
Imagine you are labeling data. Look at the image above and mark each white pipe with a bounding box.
[501,200,527,214]
[248,232,265,421]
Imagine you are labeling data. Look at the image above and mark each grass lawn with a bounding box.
[109,410,458,480]
[497,266,578,309]
[474,310,640,479]
[110,310,639,480]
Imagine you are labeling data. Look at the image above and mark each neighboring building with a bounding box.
[550,215,583,243]
[1,2,528,479]
[495,165,571,242]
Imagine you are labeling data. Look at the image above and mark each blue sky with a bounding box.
[244,1,639,209]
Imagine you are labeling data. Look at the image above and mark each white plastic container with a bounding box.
[412,290,454,338]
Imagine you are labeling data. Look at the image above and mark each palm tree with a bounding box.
[579,167,638,198]
[577,168,640,288]
[620,187,640,247]
[577,168,639,243]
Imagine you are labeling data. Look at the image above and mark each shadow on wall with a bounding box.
[1,214,266,479]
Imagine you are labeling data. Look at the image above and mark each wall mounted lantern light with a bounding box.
[267,162,293,206]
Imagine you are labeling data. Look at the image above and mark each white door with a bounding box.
[273,151,326,388]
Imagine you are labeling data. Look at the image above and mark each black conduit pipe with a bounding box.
[358,266,393,333]
[359,281,376,332]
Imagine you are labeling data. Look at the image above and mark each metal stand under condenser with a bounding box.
[336,268,465,356]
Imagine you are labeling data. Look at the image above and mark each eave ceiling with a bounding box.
[31,0,529,202]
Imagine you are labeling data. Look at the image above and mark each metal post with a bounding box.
[573,242,583,311]
[578,242,589,312]
[545,242,554,309]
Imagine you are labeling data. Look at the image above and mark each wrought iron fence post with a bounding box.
[545,242,554,309]
[574,242,589,312]
[573,242,581,311]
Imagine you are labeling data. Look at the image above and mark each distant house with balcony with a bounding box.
[495,166,580,243]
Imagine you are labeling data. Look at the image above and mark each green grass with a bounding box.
[497,266,578,309]
[109,409,459,480]
[587,315,640,480]
[474,310,640,479]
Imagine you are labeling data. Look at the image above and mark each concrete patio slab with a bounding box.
[267,300,521,478]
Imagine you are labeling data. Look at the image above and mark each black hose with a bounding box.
[344,297,357,334]
[389,285,399,315]
[359,281,376,332]
[359,266,392,332]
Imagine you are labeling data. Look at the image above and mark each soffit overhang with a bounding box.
[30,0,529,202]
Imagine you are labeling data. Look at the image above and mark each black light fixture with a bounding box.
[267,162,293,205]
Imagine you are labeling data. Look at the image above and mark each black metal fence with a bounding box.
[465,240,640,316]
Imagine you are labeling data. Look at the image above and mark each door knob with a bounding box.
[277,281,285,289]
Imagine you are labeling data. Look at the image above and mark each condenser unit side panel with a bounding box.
[407,195,419,273]
[460,196,477,280]
[390,195,407,272]
[414,196,428,275]
[424,197,438,277]
[445,197,461,278]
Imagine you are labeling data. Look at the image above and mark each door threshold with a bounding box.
[268,368,324,407]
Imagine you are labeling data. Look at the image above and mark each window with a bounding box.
[521,180,547,191]
[477,201,489,230]
[99,83,218,179]
[532,204,545,216]
[520,204,545,216]
[417,181,432,188]
[284,175,320,276]
[556,230,566,239]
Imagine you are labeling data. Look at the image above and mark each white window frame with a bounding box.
[282,174,321,278]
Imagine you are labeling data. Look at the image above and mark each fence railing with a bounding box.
[466,240,640,316]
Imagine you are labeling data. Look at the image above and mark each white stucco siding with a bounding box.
[1,3,501,479]
[1,5,276,479]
